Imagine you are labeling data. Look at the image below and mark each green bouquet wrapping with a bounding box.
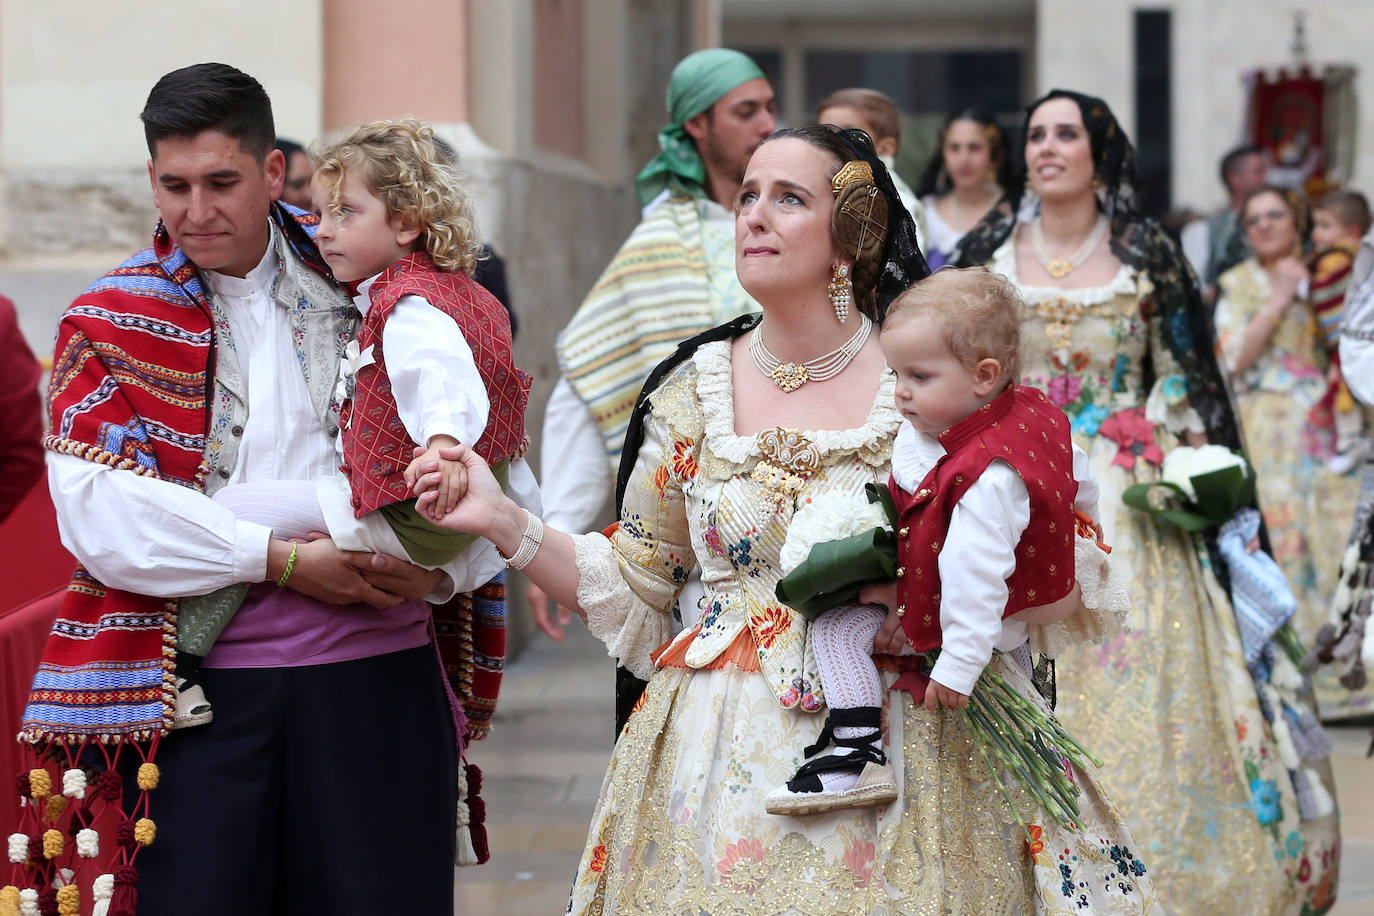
[774,481,1103,834]
[1122,444,1255,531]
[775,483,898,620]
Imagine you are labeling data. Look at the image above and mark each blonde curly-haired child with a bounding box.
[173,118,535,728]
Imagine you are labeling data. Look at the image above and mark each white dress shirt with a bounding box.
[890,420,1099,695]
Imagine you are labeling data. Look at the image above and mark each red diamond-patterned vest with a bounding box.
[893,385,1077,652]
[339,252,532,517]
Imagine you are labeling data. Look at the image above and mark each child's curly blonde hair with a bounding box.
[310,117,482,274]
[884,266,1023,383]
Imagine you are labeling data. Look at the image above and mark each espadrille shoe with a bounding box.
[170,678,214,729]
[765,705,896,816]
[765,757,897,816]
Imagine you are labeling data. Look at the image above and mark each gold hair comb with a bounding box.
[831,160,874,196]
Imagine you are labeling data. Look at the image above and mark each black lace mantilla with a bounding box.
[957,89,1243,455]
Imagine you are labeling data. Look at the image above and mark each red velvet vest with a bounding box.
[339,252,532,516]
[893,385,1077,652]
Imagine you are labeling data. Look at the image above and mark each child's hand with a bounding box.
[406,436,468,521]
[925,679,969,711]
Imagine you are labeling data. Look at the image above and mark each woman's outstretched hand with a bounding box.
[412,444,509,536]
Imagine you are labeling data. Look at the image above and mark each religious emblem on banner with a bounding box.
[1244,14,1357,199]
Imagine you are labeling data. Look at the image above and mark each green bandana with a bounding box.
[634,48,766,207]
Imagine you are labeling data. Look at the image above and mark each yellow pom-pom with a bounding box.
[1335,385,1356,413]
[28,769,51,801]
[133,818,156,847]
[136,763,160,791]
[46,795,66,822]
[55,885,79,916]
[0,885,20,916]
[42,828,63,859]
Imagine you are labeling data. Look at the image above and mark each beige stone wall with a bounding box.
[1038,0,1374,212]
[0,0,324,254]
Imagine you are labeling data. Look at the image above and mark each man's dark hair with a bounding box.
[1219,144,1262,188]
[275,137,304,160]
[141,63,275,161]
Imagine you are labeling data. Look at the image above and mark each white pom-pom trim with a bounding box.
[76,828,99,858]
[19,887,39,916]
[7,832,27,864]
[91,873,115,916]
[62,768,86,799]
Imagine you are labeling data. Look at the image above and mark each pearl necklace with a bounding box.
[1031,213,1109,279]
[750,314,872,392]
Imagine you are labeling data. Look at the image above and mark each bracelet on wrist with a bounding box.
[500,510,544,571]
[276,541,299,586]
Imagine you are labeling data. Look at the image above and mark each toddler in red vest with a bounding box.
[767,267,1105,817]
[173,118,533,728]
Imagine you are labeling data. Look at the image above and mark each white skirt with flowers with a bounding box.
[566,640,1163,916]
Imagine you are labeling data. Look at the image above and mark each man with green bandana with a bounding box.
[530,48,775,638]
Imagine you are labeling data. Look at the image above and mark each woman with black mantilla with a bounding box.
[960,90,1341,914]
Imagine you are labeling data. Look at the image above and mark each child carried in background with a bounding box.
[816,88,927,251]
[173,117,533,728]
[766,267,1114,817]
[1308,189,1373,473]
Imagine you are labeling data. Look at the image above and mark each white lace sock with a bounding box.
[211,480,329,540]
[809,604,887,792]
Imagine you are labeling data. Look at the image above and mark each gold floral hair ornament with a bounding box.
[832,166,889,264]
[831,160,875,195]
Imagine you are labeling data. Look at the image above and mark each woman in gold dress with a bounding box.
[961,90,1340,914]
[1213,186,1366,720]
[432,126,1160,914]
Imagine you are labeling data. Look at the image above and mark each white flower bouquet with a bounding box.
[774,484,898,621]
[1123,445,1255,531]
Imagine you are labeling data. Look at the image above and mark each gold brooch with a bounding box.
[751,428,820,510]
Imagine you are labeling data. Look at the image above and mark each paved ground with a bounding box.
[462,620,1374,915]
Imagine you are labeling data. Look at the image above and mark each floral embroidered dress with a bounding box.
[991,237,1339,915]
[566,339,1160,915]
[1215,258,1369,720]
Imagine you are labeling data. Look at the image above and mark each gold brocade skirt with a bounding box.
[567,645,1162,915]
[1053,444,1340,915]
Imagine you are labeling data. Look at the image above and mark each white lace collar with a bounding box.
[691,338,901,465]
[990,230,1138,305]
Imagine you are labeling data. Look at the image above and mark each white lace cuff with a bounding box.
[573,532,673,680]
[1027,536,1131,659]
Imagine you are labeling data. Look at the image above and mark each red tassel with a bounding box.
[95,771,121,802]
[27,835,43,862]
[109,865,138,916]
[36,887,58,916]
[14,773,29,799]
[468,797,486,822]
[115,820,136,851]
[470,822,490,864]
[464,763,482,795]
